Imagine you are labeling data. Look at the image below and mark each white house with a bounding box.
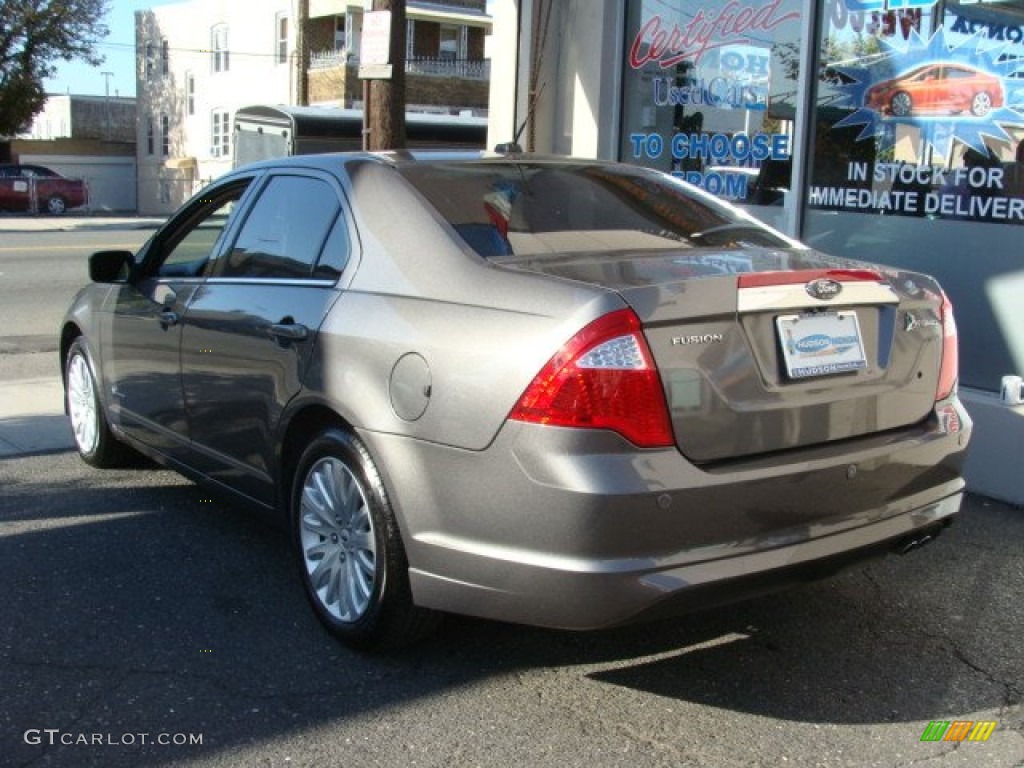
[135,0,491,214]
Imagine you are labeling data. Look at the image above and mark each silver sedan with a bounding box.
[61,152,971,648]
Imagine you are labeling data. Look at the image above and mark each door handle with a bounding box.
[159,310,180,328]
[269,322,309,341]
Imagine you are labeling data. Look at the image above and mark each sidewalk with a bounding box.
[0,377,72,457]
[0,214,165,233]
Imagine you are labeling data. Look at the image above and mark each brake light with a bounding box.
[509,309,675,448]
[737,268,884,288]
[936,291,958,401]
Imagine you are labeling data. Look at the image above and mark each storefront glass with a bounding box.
[804,0,1024,390]
[620,0,806,231]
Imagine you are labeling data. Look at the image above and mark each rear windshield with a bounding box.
[397,161,791,259]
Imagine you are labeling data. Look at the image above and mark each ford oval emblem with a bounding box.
[806,278,843,301]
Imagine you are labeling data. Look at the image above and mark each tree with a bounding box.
[367,0,406,150]
[0,0,110,136]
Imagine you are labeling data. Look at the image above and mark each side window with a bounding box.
[154,181,251,278]
[218,175,341,279]
[313,213,351,279]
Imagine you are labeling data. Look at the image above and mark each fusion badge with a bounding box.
[672,333,725,346]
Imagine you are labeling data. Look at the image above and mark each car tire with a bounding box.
[46,195,68,215]
[970,91,993,117]
[65,338,132,468]
[291,428,440,650]
[890,92,912,117]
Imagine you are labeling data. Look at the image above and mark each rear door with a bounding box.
[180,170,353,505]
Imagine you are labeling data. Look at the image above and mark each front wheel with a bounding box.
[291,428,440,650]
[65,338,131,467]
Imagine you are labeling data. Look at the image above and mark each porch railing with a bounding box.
[309,51,490,81]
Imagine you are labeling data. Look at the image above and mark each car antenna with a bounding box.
[494,82,546,155]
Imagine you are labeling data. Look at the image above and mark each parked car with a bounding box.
[61,152,970,649]
[0,163,89,214]
[865,63,1004,118]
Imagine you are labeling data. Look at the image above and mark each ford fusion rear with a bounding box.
[61,153,970,649]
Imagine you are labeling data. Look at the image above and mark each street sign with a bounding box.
[362,10,392,66]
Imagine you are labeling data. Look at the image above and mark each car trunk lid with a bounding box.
[498,247,946,462]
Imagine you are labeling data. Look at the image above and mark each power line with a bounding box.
[84,39,294,60]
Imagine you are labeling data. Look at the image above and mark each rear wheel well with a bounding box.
[278,405,350,513]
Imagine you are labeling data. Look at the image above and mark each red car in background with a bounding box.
[0,164,89,215]
[866,63,1004,118]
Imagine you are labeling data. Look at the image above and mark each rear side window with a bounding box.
[219,175,341,279]
[399,162,790,258]
[313,214,351,279]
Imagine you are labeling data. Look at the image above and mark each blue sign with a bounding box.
[843,0,937,12]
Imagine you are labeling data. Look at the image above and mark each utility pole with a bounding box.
[368,0,406,150]
[101,71,114,140]
[296,0,310,105]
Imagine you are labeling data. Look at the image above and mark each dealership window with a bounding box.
[211,110,230,157]
[211,24,229,73]
[620,0,804,231]
[802,0,1024,391]
[275,13,288,64]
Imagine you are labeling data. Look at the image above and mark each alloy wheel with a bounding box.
[67,352,99,455]
[299,456,377,622]
[971,92,992,117]
[890,92,912,117]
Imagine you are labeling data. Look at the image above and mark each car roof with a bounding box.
[231,150,620,176]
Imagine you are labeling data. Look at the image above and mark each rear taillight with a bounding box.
[936,291,958,401]
[509,308,675,448]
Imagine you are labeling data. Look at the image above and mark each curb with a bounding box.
[0,215,165,233]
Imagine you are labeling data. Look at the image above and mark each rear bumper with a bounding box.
[411,490,961,629]
[364,400,971,630]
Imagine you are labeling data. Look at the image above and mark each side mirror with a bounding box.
[89,250,134,283]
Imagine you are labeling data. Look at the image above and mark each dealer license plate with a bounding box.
[776,311,867,379]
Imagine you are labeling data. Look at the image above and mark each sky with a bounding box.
[44,0,184,98]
